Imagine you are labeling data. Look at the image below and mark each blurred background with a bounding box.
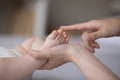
[0,0,120,36]
[0,0,120,80]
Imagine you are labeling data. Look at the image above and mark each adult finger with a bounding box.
[88,30,103,41]
[90,41,100,49]
[81,32,94,53]
[60,22,92,31]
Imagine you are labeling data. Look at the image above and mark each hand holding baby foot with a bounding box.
[29,29,69,69]
[29,43,88,70]
[29,44,71,70]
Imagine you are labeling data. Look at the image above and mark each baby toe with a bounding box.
[63,32,66,36]
[58,29,63,35]
[59,35,65,43]
[61,36,65,43]
[65,37,69,43]
[56,33,61,40]
[49,30,58,39]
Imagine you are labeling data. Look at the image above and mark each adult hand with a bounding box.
[61,18,120,52]
[29,44,80,70]
[29,44,70,70]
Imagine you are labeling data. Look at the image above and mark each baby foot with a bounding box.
[40,29,69,50]
[31,37,44,50]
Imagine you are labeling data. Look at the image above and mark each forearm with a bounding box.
[0,55,46,80]
[71,50,120,80]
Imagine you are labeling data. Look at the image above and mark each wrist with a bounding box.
[66,49,80,63]
[63,44,79,63]
[67,45,92,63]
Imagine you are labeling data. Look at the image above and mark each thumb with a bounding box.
[29,50,50,60]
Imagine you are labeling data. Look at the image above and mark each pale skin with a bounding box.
[61,18,120,52]
[0,17,120,80]
[0,29,69,80]
[29,18,120,80]
[30,43,120,80]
